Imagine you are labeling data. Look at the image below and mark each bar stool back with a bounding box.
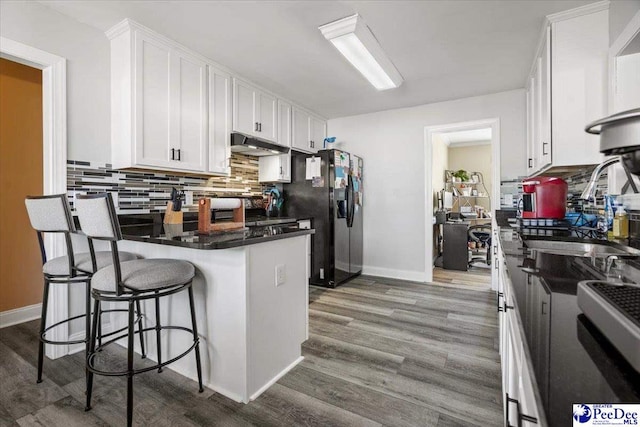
[24,194,141,385]
[75,193,203,427]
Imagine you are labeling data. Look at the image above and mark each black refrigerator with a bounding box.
[284,149,363,288]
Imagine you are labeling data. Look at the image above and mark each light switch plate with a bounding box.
[275,264,286,286]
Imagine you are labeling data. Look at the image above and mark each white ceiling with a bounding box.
[40,0,596,119]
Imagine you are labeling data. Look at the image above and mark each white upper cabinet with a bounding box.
[310,115,326,152]
[292,106,312,152]
[292,106,326,154]
[277,100,292,148]
[525,6,608,175]
[232,78,278,143]
[258,154,291,183]
[208,65,232,176]
[258,91,278,142]
[110,23,208,173]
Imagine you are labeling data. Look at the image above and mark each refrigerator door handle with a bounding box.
[347,174,355,227]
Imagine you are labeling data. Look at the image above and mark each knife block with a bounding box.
[163,201,183,225]
[198,198,245,233]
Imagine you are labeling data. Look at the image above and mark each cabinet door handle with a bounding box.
[505,393,538,426]
[255,122,259,132]
[504,302,514,311]
[176,149,181,161]
[258,122,262,132]
[497,294,503,312]
[170,148,175,160]
[542,142,548,155]
[528,158,532,168]
[541,301,547,315]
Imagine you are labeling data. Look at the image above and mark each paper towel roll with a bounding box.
[210,198,242,210]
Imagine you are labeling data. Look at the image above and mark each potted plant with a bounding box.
[452,169,470,183]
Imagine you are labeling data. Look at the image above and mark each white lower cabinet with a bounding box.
[498,241,544,426]
[258,154,291,183]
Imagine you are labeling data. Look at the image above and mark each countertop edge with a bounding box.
[122,228,314,250]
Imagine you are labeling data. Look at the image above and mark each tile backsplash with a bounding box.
[67,153,265,213]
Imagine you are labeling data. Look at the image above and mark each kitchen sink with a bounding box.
[523,240,640,258]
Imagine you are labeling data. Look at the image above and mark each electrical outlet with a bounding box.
[185,191,194,206]
[275,264,286,286]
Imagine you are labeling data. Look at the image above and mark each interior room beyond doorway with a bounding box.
[431,127,494,288]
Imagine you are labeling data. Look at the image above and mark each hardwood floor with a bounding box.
[0,272,500,426]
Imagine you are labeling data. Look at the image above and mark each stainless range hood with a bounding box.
[230,133,289,156]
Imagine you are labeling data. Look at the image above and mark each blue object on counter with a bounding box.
[565,212,597,227]
[323,137,336,148]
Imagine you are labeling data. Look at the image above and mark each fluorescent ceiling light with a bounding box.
[319,14,403,90]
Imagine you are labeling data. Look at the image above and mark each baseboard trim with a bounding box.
[362,265,426,283]
[0,303,41,329]
[249,355,304,402]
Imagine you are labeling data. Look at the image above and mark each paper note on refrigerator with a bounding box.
[306,157,321,180]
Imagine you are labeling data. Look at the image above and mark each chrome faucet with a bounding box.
[580,156,620,203]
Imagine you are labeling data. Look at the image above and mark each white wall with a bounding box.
[328,89,525,281]
[448,143,493,211]
[0,1,110,162]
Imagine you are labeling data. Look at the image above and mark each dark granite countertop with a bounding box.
[118,217,314,250]
[498,226,640,427]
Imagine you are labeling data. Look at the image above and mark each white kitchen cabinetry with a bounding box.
[497,239,546,427]
[292,106,326,153]
[232,78,278,143]
[278,100,292,148]
[208,65,232,175]
[258,154,291,183]
[110,22,208,173]
[526,6,608,176]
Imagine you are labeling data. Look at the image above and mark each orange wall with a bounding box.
[0,58,44,312]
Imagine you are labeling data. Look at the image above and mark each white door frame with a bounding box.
[424,118,501,287]
[1,37,68,358]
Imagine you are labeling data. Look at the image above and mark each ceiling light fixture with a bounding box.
[319,13,403,91]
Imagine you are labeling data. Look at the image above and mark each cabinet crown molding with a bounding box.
[546,0,609,24]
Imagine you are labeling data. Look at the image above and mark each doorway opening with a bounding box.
[0,37,67,359]
[424,119,500,290]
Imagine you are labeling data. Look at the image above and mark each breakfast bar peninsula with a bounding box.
[114,217,313,403]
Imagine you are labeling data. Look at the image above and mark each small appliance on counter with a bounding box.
[197,197,245,233]
[521,177,568,219]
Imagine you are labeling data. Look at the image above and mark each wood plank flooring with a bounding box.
[0,271,500,426]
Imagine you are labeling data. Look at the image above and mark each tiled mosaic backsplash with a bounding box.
[67,153,265,213]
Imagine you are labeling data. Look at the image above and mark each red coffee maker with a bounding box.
[521,177,568,219]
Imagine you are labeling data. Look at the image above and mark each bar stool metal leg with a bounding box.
[85,299,100,412]
[37,279,50,384]
[187,286,204,393]
[155,291,162,373]
[127,300,135,427]
[135,300,146,359]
